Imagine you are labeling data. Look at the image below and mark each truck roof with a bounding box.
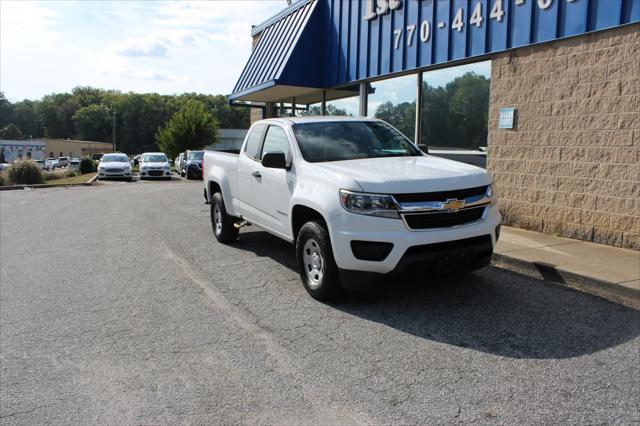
[256,116,379,126]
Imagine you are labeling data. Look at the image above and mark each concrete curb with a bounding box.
[0,174,98,191]
[492,253,640,310]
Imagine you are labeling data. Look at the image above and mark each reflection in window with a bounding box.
[367,74,416,142]
[421,61,490,149]
[303,95,358,116]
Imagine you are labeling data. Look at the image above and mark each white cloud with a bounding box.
[116,42,169,58]
[1,1,285,100]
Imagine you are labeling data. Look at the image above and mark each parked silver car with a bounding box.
[97,153,132,180]
[139,152,171,179]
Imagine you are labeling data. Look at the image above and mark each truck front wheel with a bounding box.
[296,221,342,301]
[211,192,238,243]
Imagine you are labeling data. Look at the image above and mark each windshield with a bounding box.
[143,154,167,162]
[292,121,421,162]
[101,154,129,163]
[188,151,204,160]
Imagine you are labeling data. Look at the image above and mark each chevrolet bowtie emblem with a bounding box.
[442,198,465,212]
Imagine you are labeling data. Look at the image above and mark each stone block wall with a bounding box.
[487,24,639,250]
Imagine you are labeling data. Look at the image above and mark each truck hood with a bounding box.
[310,155,490,193]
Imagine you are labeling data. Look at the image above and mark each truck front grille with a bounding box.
[402,206,485,230]
[393,186,488,203]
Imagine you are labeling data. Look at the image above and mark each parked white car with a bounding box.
[0,163,11,172]
[97,153,132,180]
[44,158,58,170]
[203,117,501,300]
[139,152,171,180]
[57,156,70,167]
[33,159,45,170]
[68,158,80,171]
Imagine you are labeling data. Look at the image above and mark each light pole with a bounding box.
[111,109,117,153]
[104,106,117,152]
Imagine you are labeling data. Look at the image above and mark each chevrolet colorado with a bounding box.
[203,117,500,300]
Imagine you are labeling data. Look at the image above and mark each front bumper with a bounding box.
[98,171,132,179]
[329,204,501,274]
[140,169,171,178]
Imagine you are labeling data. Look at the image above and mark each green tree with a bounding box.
[72,105,112,142]
[375,101,416,141]
[0,123,24,140]
[420,84,450,148]
[301,104,349,116]
[72,86,106,107]
[156,100,219,159]
[0,92,14,129]
[12,100,42,138]
[446,72,490,148]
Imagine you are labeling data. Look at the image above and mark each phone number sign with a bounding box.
[326,0,639,86]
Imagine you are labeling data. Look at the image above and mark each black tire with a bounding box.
[211,192,238,243]
[296,221,342,301]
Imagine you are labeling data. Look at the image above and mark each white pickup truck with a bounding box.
[203,117,501,300]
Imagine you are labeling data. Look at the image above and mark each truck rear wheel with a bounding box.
[296,221,342,301]
[211,192,238,243]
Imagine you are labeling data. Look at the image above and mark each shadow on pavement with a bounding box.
[232,229,640,360]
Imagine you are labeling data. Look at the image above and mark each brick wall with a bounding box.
[487,24,639,250]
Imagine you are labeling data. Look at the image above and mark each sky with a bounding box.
[0,1,286,102]
[1,1,490,106]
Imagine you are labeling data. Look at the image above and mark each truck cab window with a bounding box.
[244,124,266,160]
[261,126,290,163]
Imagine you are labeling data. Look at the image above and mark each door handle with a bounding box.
[252,171,262,179]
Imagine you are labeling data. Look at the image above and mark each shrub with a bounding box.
[0,173,5,187]
[79,158,95,174]
[7,161,44,185]
[65,169,77,178]
[43,170,64,181]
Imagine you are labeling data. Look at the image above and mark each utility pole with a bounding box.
[112,109,117,152]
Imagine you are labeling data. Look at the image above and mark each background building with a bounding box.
[229,0,639,250]
[0,138,113,162]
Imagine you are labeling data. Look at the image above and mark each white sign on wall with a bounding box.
[498,107,516,129]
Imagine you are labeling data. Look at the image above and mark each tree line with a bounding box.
[0,87,249,154]
[374,72,490,149]
[300,72,489,149]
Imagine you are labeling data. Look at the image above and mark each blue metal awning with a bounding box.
[229,0,322,102]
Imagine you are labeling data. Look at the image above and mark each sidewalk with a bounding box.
[493,226,640,310]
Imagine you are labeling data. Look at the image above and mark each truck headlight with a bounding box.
[339,190,399,219]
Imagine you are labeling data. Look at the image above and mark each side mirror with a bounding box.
[418,144,429,154]
[262,151,287,169]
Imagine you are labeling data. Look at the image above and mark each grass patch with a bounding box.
[45,172,97,185]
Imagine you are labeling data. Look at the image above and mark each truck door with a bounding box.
[236,124,266,221]
[251,125,294,238]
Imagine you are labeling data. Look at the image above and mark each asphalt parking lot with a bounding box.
[1,180,639,424]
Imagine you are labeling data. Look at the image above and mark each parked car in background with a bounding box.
[203,117,500,301]
[33,159,45,170]
[139,152,171,180]
[175,152,185,175]
[45,158,58,170]
[184,150,204,179]
[0,163,11,172]
[57,157,70,167]
[97,153,132,180]
[69,158,80,171]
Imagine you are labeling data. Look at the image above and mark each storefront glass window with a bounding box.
[367,74,416,142]
[421,61,490,149]
[304,94,358,116]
